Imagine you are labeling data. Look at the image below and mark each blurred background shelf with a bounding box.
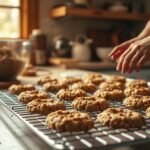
[49,5,150,21]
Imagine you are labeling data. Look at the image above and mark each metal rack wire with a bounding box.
[0,90,150,150]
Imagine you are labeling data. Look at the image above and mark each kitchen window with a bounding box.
[0,0,39,39]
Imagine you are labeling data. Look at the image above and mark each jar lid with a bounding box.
[32,29,43,36]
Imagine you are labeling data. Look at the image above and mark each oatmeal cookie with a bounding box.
[72,96,109,111]
[94,89,125,101]
[84,73,105,85]
[71,82,96,93]
[126,79,148,88]
[45,110,94,132]
[61,77,82,85]
[83,73,102,78]
[8,84,35,95]
[37,76,57,85]
[123,95,150,109]
[43,82,68,93]
[21,64,37,76]
[26,98,66,115]
[18,90,49,104]
[124,87,150,96]
[56,89,87,101]
[97,108,145,129]
[106,75,126,83]
[100,81,125,91]
[146,107,150,118]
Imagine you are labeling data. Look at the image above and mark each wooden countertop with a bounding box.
[48,58,150,71]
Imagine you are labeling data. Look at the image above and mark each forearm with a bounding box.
[138,20,150,39]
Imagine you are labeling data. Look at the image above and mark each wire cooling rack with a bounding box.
[0,88,150,150]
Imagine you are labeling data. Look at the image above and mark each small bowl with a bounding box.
[96,47,112,62]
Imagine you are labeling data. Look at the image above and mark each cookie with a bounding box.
[26,98,66,115]
[72,96,109,111]
[124,87,150,96]
[83,73,102,78]
[71,82,96,93]
[8,84,36,95]
[123,95,150,109]
[18,90,49,104]
[56,89,87,101]
[45,110,94,132]
[100,81,125,91]
[126,79,148,88]
[37,76,57,85]
[21,64,37,76]
[84,73,105,85]
[43,82,68,93]
[97,108,145,129]
[106,75,126,83]
[61,77,82,85]
[146,107,150,118]
[94,89,125,101]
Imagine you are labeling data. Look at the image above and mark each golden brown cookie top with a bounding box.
[71,82,96,92]
[72,96,109,111]
[37,76,57,85]
[19,90,48,96]
[94,89,125,101]
[56,89,87,100]
[123,95,150,109]
[100,81,125,90]
[83,73,102,79]
[97,108,145,129]
[74,96,105,102]
[28,98,62,105]
[84,74,105,85]
[26,98,66,115]
[8,84,35,95]
[126,79,148,88]
[46,110,92,121]
[124,87,150,96]
[98,108,144,121]
[106,75,126,83]
[61,77,82,85]
[18,90,49,103]
[45,110,94,132]
[146,107,150,118]
[43,82,68,92]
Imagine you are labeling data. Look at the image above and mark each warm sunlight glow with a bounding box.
[0,0,20,38]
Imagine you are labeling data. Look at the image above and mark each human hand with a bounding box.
[109,37,139,61]
[115,36,150,73]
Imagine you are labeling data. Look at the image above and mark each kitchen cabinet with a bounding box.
[49,5,150,21]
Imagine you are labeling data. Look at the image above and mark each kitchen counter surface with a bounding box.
[48,59,150,71]
[0,66,150,150]
[0,104,51,150]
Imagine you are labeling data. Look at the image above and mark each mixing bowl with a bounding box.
[0,40,26,81]
[96,47,113,62]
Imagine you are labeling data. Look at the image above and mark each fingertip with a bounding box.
[111,56,115,60]
[116,64,119,71]
[108,52,112,57]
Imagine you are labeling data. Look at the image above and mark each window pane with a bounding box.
[0,0,19,7]
[0,8,20,38]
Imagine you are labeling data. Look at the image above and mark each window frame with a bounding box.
[0,0,39,39]
[20,0,39,39]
